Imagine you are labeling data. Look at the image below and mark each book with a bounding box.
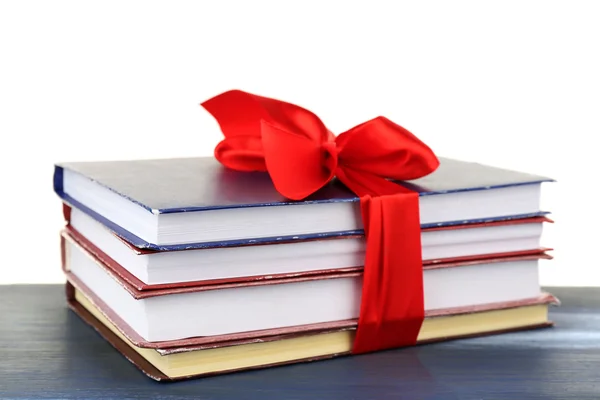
[53,150,557,381]
[66,280,557,381]
[65,206,551,288]
[62,230,552,343]
[53,156,552,250]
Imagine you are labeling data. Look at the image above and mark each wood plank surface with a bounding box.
[1,285,599,399]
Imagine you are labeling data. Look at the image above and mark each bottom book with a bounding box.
[65,281,559,382]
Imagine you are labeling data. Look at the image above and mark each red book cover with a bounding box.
[62,231,555,348]
[61,214,552,291]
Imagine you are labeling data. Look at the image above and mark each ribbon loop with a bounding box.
[260,119,336,200]
[336,116,439,181]
[201,89,439,354]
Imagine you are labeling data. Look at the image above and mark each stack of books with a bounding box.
[53,156,557,381]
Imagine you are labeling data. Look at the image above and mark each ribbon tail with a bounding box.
[351,192,425,354]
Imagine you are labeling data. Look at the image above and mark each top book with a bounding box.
[53,156,552,250]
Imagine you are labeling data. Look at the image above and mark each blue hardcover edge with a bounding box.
[55,163,555,214]
[53,166,551,251]
[54,166,151,248]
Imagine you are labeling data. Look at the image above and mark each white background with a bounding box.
[1,1,598,285]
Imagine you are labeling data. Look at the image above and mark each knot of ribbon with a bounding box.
[202,89,439,354]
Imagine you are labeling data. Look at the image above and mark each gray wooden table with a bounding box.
[1,285,599,399]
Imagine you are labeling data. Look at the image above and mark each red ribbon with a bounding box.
[202,90,439,354]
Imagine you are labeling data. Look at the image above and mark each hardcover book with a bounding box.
[62,230,552,343]
[53,157,552,250]
[64,207,552,288]
[66,278,558,381]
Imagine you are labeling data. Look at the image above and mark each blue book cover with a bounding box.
[53,157,552,250]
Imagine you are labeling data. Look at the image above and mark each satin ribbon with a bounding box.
[202,90,439,354]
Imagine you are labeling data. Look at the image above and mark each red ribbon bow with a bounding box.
[202,90,439,354]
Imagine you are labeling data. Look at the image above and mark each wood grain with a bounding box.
[1,285,599,399]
